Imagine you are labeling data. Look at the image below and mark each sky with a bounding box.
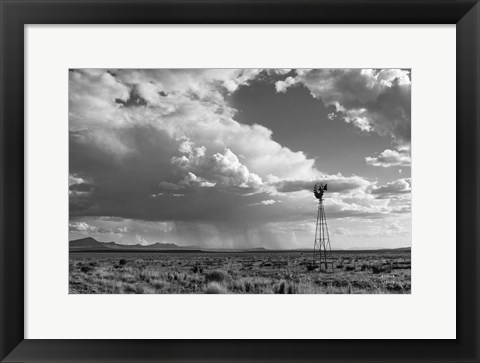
[69,69,411,250]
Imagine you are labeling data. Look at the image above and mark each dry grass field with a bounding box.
[69,250,411,294]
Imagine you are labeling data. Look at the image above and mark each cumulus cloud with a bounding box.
[70,69,320,179]
[115,226,128,234]
[69,221,108,234]
[210,149,263,188]
[180,172,216,188]
[134,234,150,246]
[275,76,297,93]
[261,200,277,205]
[275,69,411,146]
[170,138,264,190]
[69,173,93,193]
[116,69,262,99]
[69,174,88,187]
[366,148,411,167]
[371,178,411,195]
[69,220,128,235]
[250,199,279,206]
[69,70,130,130]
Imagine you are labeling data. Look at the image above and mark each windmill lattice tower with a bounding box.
[313,183,333,271]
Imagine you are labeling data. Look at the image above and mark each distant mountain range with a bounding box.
[69,237,201,252]
[69,236,411,253]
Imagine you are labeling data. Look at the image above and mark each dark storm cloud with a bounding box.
[69,125,179,218]
[69,124,268,224]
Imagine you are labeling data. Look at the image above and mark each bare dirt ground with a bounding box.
[69,250,411,294]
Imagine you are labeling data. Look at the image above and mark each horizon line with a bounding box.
[69,236,411,252]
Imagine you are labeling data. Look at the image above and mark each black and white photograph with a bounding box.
[69,68,412,294]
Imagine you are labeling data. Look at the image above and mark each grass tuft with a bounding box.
[204,282,228,294]
[205,270,230,284]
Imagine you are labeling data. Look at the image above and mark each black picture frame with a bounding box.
[1,1,479,362]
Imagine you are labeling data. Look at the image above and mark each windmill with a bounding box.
[312,182,333,271]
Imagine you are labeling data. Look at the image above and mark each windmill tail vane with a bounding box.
[312,182,333,271]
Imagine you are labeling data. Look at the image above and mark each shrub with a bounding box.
[385,282,403,292]
[242,280,254,293]
[204,282,227,294]
[80,265,93,273]
[191,265,203,273]
[119,259,127,266]
[274,280,297,294]
[135,285,156,294]
[151,280,166,290]
[346,284,353,294]
[287,284,297,294]
[276,281,287,294]
[205,270,229,284]
[372,264,391,273]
